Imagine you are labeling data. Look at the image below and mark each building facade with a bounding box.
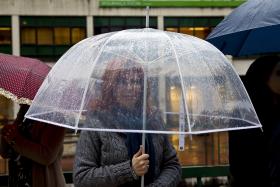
[0,0,243,59]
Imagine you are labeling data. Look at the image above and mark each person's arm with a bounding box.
[73,130,136,187]
[147,136,182,187]
[0,127,12,158]
[10,123,65,165]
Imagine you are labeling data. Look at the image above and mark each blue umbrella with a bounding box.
[207,0,280,57]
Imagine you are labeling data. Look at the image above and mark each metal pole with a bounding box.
[142,6,149,186]
[141,72,147,187]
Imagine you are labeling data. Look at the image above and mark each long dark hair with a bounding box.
[245,56,280,101]
[246,55,280,92]
[90,59,152,114]
[245,55,280,133]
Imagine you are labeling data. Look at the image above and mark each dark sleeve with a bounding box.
[11,123,65,165]
[268,122,280,179]
[0,130,11,158]
[147,136,182,187]
[73,130,135,187]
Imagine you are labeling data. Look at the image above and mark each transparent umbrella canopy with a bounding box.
[25,28,261,134]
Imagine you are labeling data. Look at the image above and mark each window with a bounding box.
[94,16,157,35]
[0,16,12,54]
[0,28,11,45]
[21,27,86,46]
[38,28,53,45]
[21,28,36,44]
[20,16,86,60]
[72,28,86,44]
[54,27,70,45]
[165,17,223,39]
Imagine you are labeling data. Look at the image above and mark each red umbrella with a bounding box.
[0,53,50,105]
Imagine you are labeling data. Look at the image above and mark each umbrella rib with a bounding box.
[161,31,192,134]
[236,30,252,56]
[75,31,125,131]
[184,37,227,121]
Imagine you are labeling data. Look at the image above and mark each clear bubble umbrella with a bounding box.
[25,28,262,186]
[25,28,261,135]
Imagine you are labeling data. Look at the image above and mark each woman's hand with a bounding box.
[2,125,18,146]
[132,145,150,176]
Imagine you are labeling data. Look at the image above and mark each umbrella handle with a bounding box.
[141,176,145,187]
[141,132,146,187]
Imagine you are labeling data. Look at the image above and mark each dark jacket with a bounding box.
[0,122,66,187]
[73,110,182,187]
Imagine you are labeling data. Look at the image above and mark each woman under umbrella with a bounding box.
[73,59,182,187]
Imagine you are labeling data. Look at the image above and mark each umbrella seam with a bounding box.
[25,115,262,135]
[160,30,192,134]
[74,30,127,131]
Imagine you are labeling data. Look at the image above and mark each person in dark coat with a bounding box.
[229,55,280,187]
[0,104,66,187]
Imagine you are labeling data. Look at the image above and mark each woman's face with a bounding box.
[268,62,280,95]
[115,70,142,110]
